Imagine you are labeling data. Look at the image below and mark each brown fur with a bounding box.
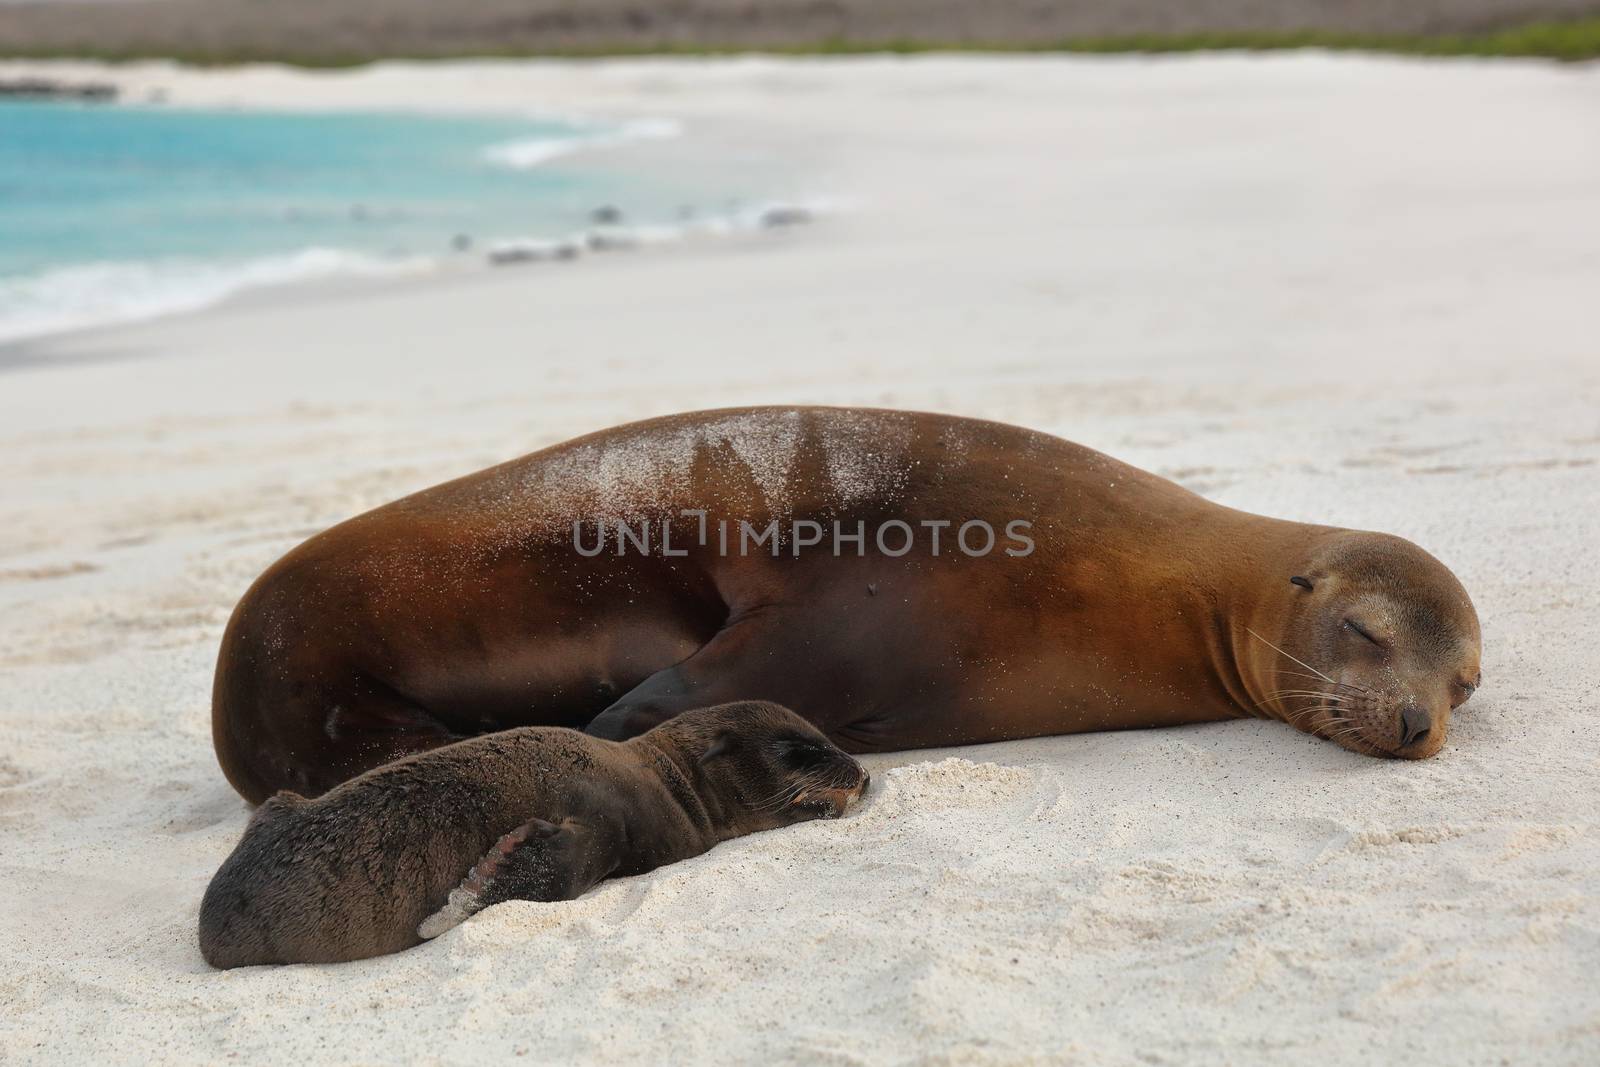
[198,701,867,968]
[212,406,1482,805]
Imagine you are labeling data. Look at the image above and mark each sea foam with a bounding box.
[0,249,433,346]
[482,118,683,169]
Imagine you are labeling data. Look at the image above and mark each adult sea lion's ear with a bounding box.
[699,732,735,764]
[1289,576,1314,591]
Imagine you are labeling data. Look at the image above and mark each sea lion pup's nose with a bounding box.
[1399,704,1433,749]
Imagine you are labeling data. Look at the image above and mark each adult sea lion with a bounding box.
[199,700,868,967]
[212,406,1482,805]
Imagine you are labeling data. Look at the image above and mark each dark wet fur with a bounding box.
[198,701,866,967]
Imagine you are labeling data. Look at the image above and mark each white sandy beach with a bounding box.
[1,53,1599,1064]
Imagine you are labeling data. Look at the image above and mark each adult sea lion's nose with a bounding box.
[1399,704,1433,748]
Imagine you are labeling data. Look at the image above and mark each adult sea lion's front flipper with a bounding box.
[583,596,916,746]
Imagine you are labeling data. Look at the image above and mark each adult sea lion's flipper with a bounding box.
[583,601,892,743]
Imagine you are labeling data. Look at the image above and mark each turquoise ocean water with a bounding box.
[0,101,758,344]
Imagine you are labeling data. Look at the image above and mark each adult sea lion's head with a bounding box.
[656,700,871,827]
[1252,531,1482,759]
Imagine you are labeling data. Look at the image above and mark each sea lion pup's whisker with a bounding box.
[753,771,815,813]
[760,765,841,813]
[757,781,808,813]
[758,765,828,806]
[1246,627,1336,684]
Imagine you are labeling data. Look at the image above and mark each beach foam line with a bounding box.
[484,197,839,261]
[0,248,435,348]
[482,117,683,169]
[0,198,839,350]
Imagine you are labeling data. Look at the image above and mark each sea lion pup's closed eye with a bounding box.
[197,701,867,968]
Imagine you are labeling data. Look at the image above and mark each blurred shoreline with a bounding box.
[0,69,831,348]
[1,0,1599,63]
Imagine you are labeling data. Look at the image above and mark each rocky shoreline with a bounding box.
[0,76,116,100]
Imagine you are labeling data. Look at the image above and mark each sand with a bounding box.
[1,53,1598,1065]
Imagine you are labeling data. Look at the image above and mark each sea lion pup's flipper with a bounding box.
[417,813,622,940]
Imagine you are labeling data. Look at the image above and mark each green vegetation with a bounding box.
[1031,19,1600,62]
[4,17,1600,67]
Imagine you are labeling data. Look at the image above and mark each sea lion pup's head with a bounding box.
[643,701,870,830]
[1252,531,1482,760]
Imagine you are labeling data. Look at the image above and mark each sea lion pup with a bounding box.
[198,701,868,968]
[213,406,1482,804]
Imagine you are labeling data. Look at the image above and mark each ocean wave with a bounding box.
[483,118,683,169]
[0,198,838,348]
[0,249,434,347]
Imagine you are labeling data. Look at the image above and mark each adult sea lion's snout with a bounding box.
[1397,703,1435,754]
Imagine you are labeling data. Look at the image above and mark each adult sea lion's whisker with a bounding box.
[1274,669,1346,687]
[1255,692,1348,718]
[1326,721,1370,745]
[1246,627,1336,684]
[1259,695,1331,729]
[1288,703,1330,728]
[1271,668,1368,696]
[1259,701,1342,728]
